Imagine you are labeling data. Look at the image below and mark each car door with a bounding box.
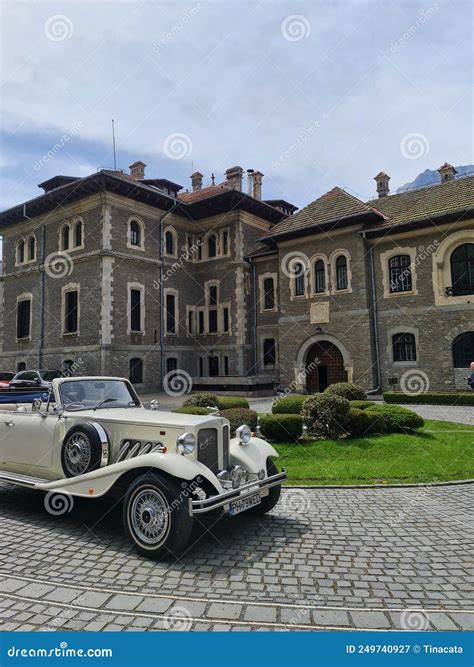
[0,410,57,470]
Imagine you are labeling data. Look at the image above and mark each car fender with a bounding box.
[34,452,223,498]
[229,436,279,474]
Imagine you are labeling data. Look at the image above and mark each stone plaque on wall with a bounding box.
[310,301,329,324]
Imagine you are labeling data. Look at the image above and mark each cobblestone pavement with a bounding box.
[0,483,472,632]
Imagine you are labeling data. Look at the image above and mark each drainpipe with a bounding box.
[362,231,381,394]
[38,224,46,368]
[159,201,180,391]
[251,260,257,375]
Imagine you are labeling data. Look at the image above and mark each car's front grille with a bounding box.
[197,428,219,474]
[222,425,230,470]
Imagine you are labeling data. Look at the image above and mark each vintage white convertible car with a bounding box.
[0,377,286,559]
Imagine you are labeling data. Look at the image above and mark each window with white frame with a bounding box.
[164,227,178,258]
[128,217,144,250]
[62,285,79,335]
[164,289,178,335]
[128,283,144,334]
[16,294,32,340]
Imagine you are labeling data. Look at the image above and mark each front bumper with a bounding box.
[189,468,287,515]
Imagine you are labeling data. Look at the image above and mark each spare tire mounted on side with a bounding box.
[61,422,109,478]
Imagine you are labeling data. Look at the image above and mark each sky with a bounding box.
[0,0,473,217]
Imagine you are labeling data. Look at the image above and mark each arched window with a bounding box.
[17,362,26,372]
[63,359,74,377]
[389,255,412,293]
[208,233,217,258]
[335,255,348,291]
[16,239,25,264]
[61,224,70,251]
[129,358,143,384]
[450,244,474,296]
[165,230,175,256]
[130,220,141,247]
[314,260,326,293]
[452,332,474,368]
[263,277,275,310]
[392,333,416,362]
[74,220,83,247]
[293,263,305,296]
[27,236,36,261]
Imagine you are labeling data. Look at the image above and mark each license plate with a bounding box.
[229,491,261,516]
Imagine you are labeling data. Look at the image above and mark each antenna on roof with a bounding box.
[111,119,117,171]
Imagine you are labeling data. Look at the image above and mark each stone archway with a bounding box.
[294,334,353,393]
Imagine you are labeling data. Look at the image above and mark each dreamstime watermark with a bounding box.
[281,489,312,515]
[163,369,193,396]
[281,15,311,42]
[400,133,430,160]
[272,120,320,170]
[400,369,430,396]
[152,4,202,53]
[280,250,310,280]
[44,492,74,516]
[163,133,192,160]
[389,241,439,292]
[44,251,74,279]
[34,121,84,171]
[164,606,192,631]
[153,240,203,288]
[44,15,74,42]
[400,609,430,631]
[390,3,440,53]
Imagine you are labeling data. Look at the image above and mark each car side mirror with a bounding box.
[32,399,42,413]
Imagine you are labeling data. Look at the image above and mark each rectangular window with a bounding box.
[130,289,142,332]
[198,310,205,334]
[197,238,203,261]
[223,356,229,375]
[198,357,204,376]
[222,307,229,333]
[166,293,176,334]
[393,333,416,362]
[209,356,219,376]
[263,339,276,366]
[263,278,275,310]
[16,299,31,339]
[187,309,194,334]
[64,290,78,334]
[208,309,218,333]
[208,285,218,305]
[222,230,229,255]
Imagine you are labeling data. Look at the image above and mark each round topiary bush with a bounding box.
[301,393,350,439]
[348,408,385,437]
[173,406,211,415]
[219,408,258,437]
[349,400,373,410]
[217,396,250,410]
[366,404,424,432]
[324,382,367,401]
[272,395,306,415]
[183,392,219,408]
[259,414,303,442]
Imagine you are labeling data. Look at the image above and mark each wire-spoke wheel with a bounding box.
[61,423,106,478]
[123,473,194,560]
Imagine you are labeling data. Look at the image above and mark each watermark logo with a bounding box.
[44,15,73,42]
[163,133,192,160]
[390,3,440,53]
[34,122,83,171]
[280,251,310,280]
[400,133,430,160]
[281,489,312,515]
[163,369,193,397]
[272,120,320,170]
[44,492,74,516]
[164,606,192,631]
[44,251,74,279]
[400,369,430,396]
[281,15,310,42]
[400,609,430,631]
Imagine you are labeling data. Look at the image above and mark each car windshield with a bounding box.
[41,370,63,382]
[0,373,14,381]
[60,379,140,411]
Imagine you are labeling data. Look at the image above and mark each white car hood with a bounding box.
[63,407,220,429]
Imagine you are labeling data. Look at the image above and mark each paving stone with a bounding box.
[207,603,242,620]
[243,605,277,623]
[350,611,391,629]
[105,595,142,612]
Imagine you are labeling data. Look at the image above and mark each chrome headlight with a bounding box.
[236,424,252,445]
[230,465,249,489]
[176,432,196,455]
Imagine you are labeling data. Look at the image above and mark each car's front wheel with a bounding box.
[123,473,194,560]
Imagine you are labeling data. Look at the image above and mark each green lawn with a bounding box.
[273,420,474,485]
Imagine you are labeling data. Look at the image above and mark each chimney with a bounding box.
[437,162,457,183]
[374,171,390,198]
[225,165,243,191]
[251,170,264,200]
[246,169,254,195]
[129,160,146,179]
[190,171,203,192]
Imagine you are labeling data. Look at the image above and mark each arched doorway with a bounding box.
[305,340,348,393]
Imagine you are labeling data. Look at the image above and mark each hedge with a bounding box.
[272,395,307,415]
[348,408,385,437]
[183,392,219,408]
[173,406,211,415]
[259,414,303,442]
[383,391,474,406]
[217,396,250,410]
[324,382,366,401]
[349,400,374,410]
[219,408,258,436]
[301,393,350,439]
[366,404,424,432]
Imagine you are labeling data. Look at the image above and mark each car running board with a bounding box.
[0,470,50,488]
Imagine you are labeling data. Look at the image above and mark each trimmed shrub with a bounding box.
[348,408,385,437]
[366,404,424,432]
[219,408,258,437]
[183,392,219,408]
[324,382,367,401]
[217,396,249,410]
[260,414,303,442]
[383,391,474,406]
[349,400,374,410]
[272,394,306,415]
[173,406,211,415]
[301,393,350,439]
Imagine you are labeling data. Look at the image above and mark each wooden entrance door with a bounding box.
[305,341,347,393]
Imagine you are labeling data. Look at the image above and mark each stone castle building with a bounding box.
[0,161,472,394]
